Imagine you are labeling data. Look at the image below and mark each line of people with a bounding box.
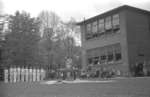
[4,67,46,83]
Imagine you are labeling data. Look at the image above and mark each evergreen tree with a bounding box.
[3,11,41,67]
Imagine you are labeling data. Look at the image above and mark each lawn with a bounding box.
[0,77,150,97]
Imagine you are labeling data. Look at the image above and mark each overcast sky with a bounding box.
[1,0,150,22]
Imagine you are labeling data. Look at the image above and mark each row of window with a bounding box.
[87,44,122,65]
[85,14,120,40]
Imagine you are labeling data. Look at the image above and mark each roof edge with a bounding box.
[76,5,150,25]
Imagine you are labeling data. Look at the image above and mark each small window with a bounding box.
[105,16,112,30]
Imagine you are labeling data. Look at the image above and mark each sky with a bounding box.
[1,0,150,22]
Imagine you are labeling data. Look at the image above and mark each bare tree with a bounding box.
[38,11,60,38]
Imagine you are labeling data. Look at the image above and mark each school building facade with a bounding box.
[77,5,150,76]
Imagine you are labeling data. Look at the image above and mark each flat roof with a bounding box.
[77,5,150,25]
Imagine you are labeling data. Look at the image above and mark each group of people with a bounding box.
[4,67,46,83]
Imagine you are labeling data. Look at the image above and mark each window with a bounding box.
[98,19,105,33]
[107,48,114,62]
[101,55,106,61]
[93,57,99,65]
[112,14,120,29]
[86,23,91,33]
[0,23,3,31]
[105,16,112,30]
[86,24,92,40]
[92,21,98,33]
[88,58,93,65]
[114,46,122,61]
[115,53,121,61]
[107,53,113,62]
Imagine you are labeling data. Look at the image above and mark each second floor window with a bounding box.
[98,19,105,33]
[112,14,120,29]
[86,23,91,33]
[105,16,112,30]
[92,21,98,33]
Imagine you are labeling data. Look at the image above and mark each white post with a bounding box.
[33,68,36,82]
[24,67,26,82]
[4,69,8,83]
[25,67,28,82]
[13,67,16,83]
[9,67,12,83]
[18,67,21,82]
[29,68,32,82]
[21,67,24,82]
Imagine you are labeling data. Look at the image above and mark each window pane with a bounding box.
[112,14,119,28]
[115,53,121,61]
[93,57,99,65]
[114,45,122,61]
[101,55,106,61]
[87,23,91,33]
[105,16,112,30]
[108,53,113,62]
[92,21,97,33]
[88,58,93,64]
[0,23,3,30]
[98,19,105,33]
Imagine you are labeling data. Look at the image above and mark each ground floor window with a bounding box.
[107,53,113,62]
[93,57,99,65]
[115,52,122,61]
[86,43,122,65]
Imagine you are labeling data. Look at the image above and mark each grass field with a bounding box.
[0,77,150,97]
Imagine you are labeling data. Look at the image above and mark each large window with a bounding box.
[92,21,98,33]
[98,19,105,33]
[112,14,120,29]
[105,16,112,30]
